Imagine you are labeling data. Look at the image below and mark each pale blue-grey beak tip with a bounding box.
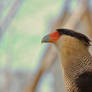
[41,35,50,43]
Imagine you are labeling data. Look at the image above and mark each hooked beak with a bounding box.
[41,31,60,43]
[41,35,52,43]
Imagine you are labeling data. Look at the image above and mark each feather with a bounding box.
[76,72,92,92]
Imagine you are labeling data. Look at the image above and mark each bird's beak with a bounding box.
[41,35,52,43]
[41,31,60,43]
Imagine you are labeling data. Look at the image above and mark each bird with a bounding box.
[42,28,92,92]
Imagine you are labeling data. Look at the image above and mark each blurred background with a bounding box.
[0,0,92,92]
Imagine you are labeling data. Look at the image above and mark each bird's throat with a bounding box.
[56,36,88,69]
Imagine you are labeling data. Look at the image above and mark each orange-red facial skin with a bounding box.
[49,31,61,42]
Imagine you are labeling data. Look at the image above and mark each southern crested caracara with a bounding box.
[42,29,92,92]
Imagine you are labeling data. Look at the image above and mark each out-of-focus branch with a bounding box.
[83,9,92,38]
[63,0,87,30]
[0,0,24,92]
[0,1,4,20]
[0,0,24,43]
[26,67,45,92]
[48,0,72,32]
[25,45,58,92]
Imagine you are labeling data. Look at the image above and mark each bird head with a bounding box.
[41,30,60,43]
[42,29,91,46]
[42,29,91,62]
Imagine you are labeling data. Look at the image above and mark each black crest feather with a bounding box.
[57,29,91,46]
